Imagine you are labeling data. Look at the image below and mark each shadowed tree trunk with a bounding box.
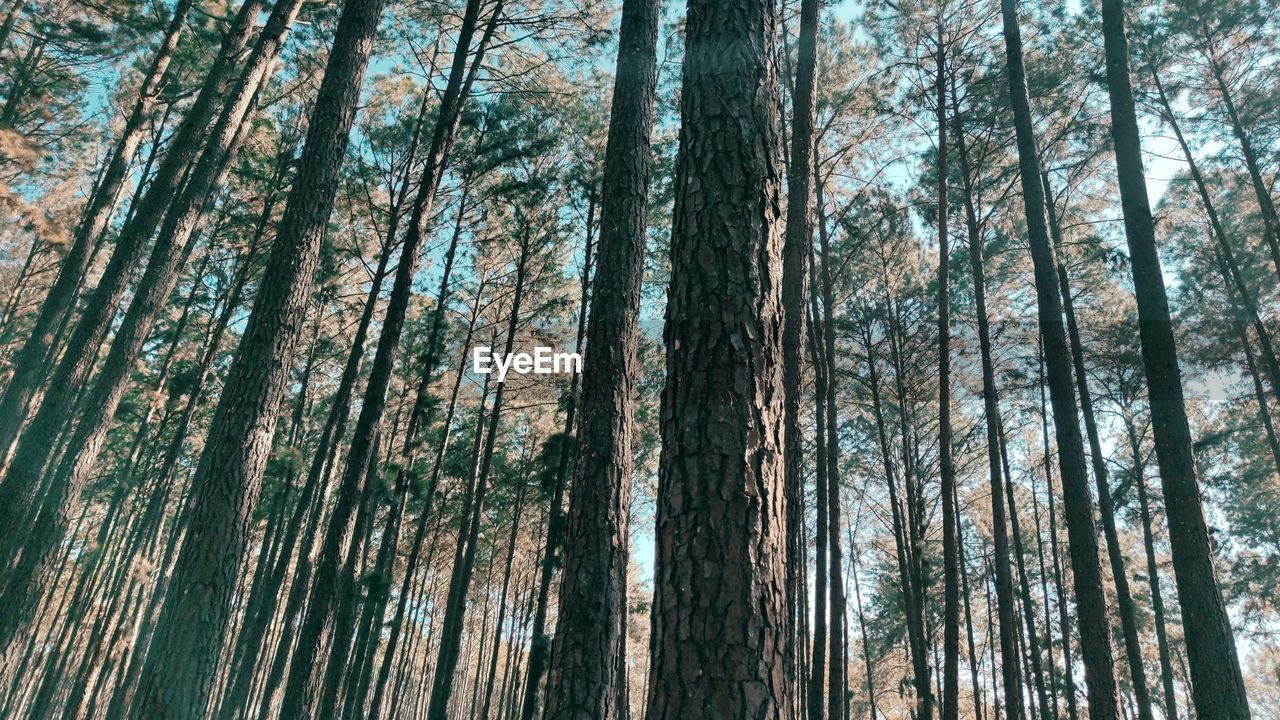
[1041,168,1155,720]
[644,0,790,713]
[781,0,818,702]
[951,78,1024,720]
[1099,1,1251,716]
[1000,1,1120,717]
[0,0,193,463]
[542,0,657,714]
[933,23,959,720]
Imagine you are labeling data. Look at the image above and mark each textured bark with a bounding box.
[542,0,656,714]
[0,0,297,637]
[1000,1,1120,716]
[951,87,1024,720]
[1099,1,1251,716]
[128,0,386,709]
[644,0,790,712]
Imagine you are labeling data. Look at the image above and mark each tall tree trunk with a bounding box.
[934,25,960,720]
[1000,1,1120,716]
[1099,2,1251,716]
[542,0,657,713]
[815,176,846,720]
[644,0,790,712]
[781,0,818,701]
[0,0,265,475]
[426,230,531,720]
[950,82,1024,720]
[517,198,593,720]
[128,0,388,708]
[1042,169,1155,720]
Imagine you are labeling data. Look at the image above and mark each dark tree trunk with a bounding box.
[426,228,531,720]
[644,0,790,712]
[1042,168,1155,720]
[1099,2,1251,716]
[950,83,1024,720]
[1000,1,1120,716]
[0,0,192,461]
[542,0,657,714]
[933,26,960,720]
[518,199,593,720]
[128,0,387,708]
[1124,414,1179,720]
[0,4,298,630]
[781,0,818,701]
[0,0,266,545]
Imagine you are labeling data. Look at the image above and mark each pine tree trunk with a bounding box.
[1099,2,1251,716]
[644,0,790,712]
[1042,169,1155,720]
[0,0,264,475]
[426,230,531,720]
[518,198,593,720]
[951,86,1025,720]
[1000,1,1120,715]
[542,0,656,713]
[934,27,960,720]
[128,0,387,708]
[781,0,818,698]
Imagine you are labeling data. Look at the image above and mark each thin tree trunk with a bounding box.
[1124,413,1180,720]
[1000,2,1120,715]
[518,197,594,720]
[950,82,1024,720]
[0,0,192,460]
[1042,169,1155,720]
[0,0,264,477]
[933,24,959,720]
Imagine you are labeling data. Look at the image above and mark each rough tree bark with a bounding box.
[644,0,790,713]
[542,0,658,714]
[128,0,387,709]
